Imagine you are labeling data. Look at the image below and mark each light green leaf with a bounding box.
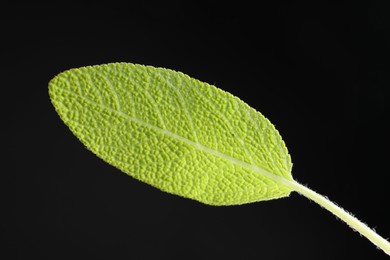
[49,63,390,255]
[49,62,293,205]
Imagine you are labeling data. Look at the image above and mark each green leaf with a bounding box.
[49,63,390,255]
[49,62,293,205]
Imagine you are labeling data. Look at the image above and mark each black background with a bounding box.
[4,1,390,259]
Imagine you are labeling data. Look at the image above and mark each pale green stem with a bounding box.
[287,180,390,256]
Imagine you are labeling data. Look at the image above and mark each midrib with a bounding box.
[58,88,296,190]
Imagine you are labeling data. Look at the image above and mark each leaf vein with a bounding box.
[117,67,167,129]
[154,70,199,144]
[190,84,256,165]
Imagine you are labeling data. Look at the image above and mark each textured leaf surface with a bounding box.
[49,63,293,205]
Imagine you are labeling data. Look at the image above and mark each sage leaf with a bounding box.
[49,63,390,256]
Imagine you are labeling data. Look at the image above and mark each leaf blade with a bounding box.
[49,63,293,205]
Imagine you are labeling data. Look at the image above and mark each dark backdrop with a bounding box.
[4,1,390,259]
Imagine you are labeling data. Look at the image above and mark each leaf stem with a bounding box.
[289,180,390,256]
